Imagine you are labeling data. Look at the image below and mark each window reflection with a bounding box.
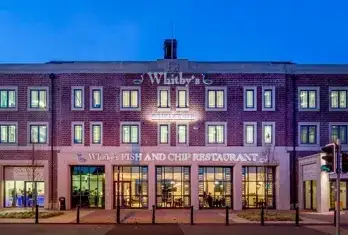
[242,166,275,209]
[71,166,105,208]
[198,167,232,208]
[114,166,148,208]
[4,181,45,208]
[156,166,190,208]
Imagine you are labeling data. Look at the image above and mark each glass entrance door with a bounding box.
[304,180,316,210]
[122,182,131,207]
[24,181,45,207]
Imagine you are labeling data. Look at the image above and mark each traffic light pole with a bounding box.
[336,139,341,235]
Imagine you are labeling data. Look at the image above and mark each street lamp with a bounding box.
[116,166,120,224]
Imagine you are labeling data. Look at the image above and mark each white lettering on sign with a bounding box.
[133,72,213,86]
[151,113,195,120]
[78,152,266,163]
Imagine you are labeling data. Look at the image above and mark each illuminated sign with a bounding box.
[133,72,213,86]
[151,113,195,120]
[77,152,268,163]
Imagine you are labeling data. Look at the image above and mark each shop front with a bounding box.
[57,147,290,210]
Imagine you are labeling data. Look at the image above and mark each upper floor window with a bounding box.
[244,87,257,111]
[158,87,170,109]
[121,87,140,110]
[30,124,48,144]
[298,87,320,111]
[90,87,103,110]
[73,123,83,144]
[262,122,275,145]
[299,124,318,145]
[206,87,227,111]
[0,88,16,109]
[91,122,102,145]
[330,88,348,110]
[176,87,189,109]
[244,122,257,146]
[0,124,16,144]
[331,124,347,145]
[262,87,275,111]
[177,124,188,144]
[207,124,225,144]
[29,87,48,110]
[122,123,139,144]
[159,124,170,144]
[72,87,84,110]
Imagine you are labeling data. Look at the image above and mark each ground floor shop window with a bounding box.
[114,166,148,208]
[156,166,190,208]
[71,166,105,208]
[303,180,316,210]
[198,166,232,208]
[330,181,347,210]
[242,166,275,209]
[4,181,44,207]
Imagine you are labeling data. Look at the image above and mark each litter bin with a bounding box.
[59,197,66,210]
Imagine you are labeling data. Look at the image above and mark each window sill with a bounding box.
[298,108,320,112]
[176,107,189,112]
[157,107,171,112]
[206,143,227,147]
[120,107,141,111]
[71,108,84,111]
[90,108,103,111]
[262,108,275,111]
[205,108,227,112]
[0,107,18,111]
[27,108,49,112]
[329,108,348,112]
[243,143,257,147]
[243,108,257,112]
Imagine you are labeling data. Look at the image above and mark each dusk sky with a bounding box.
[0,0,347,63]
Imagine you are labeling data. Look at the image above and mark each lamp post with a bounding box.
[336,139,341,235]
[116,166,120,224]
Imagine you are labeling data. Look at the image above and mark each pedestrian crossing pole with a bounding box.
[335,139,341,235]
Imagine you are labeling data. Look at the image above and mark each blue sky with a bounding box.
[0,0,347,63]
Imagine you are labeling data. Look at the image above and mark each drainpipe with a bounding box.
[291,74,298,207]
[49,73,56,209]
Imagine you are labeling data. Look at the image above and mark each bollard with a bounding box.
[295,206,299,227]
[116,205,120,224]
[35,204,39,224]
[260,204,265,226]
[225,206,229,226]
[76,205,80,224]
[190,206,194,225]
[334,209,336,226]
[152,205,156,224]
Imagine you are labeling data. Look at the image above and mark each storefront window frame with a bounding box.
[242,166,276,209]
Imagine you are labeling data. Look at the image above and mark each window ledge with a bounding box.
[206,143,227,147]
[243,143,257,147]
[298,108,320,112]
[157,107,171,112]
[0,108,18,111]
[329,108,348,112]
[0,143,18,146]
[205,108,227,112]
[90,108,103,111]
[176,107,189,112]
[120,107,141,111]
[27,108,49,112]
[71,108,84,111]
[244,108,257,112]
[298,144,320,148]
[262,108,275,111]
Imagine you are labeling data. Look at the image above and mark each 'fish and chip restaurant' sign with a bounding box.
[133,72,213,86]
[151,113,195,120]
[77,152,268,163]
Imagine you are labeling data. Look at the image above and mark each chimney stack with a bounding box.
[164,39,177,59]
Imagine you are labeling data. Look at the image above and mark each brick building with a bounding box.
[0,41,347,211]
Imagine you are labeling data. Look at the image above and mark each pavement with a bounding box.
[0,224,345,235]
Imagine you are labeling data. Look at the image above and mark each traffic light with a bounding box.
[342,152,348,173]
[321,144,336,173]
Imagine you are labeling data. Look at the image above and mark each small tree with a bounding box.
[261,144,276,213]
[24,143,42,211]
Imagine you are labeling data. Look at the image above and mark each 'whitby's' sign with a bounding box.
[77,152,268,163]
[151,113,195,120]
[133,72,213,86]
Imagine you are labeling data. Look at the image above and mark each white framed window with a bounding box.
[28,87,49,111]
[90,122,103,145]
[120,87,141,111]
[121,122,140,144]
[244,86,257,111]
[0,87,17,111]
[177,123,188,145]
[329,87,348,111]
[262,122,275,146]
[0,122,17,144]
[298,122,320,146]
[176,87,189,110]
[298,87,320,111]
[262,86,275,111]
[329,123,348,145]
[205,87,227,111]
[243,122,257,146]
[158,123,170,145]
[71,122,84,145]
[157,87,170,110]
[90,86,103,111]
[206,122,227,145]
[71,86,84,110]
[28,122,49,144]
